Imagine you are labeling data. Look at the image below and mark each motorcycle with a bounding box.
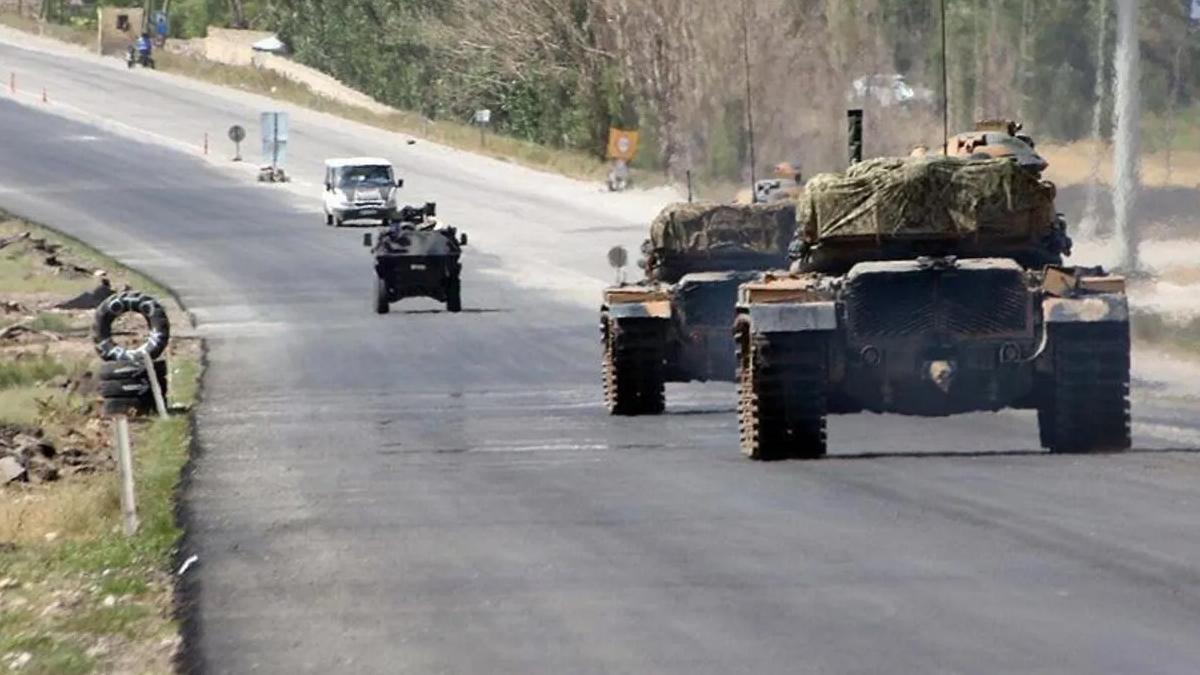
[126,45,156,69]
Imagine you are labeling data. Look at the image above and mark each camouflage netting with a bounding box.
[797,155,1057,245]
[650,201,796,255]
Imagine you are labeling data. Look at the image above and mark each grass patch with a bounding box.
[1,210,202,675]
[0,351,71,389]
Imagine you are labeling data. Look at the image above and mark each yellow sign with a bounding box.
[606,128,639,161]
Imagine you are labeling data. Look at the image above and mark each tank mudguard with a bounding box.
[607,300,673,320]
[1042,293,1128,323]
[744,301,838,333]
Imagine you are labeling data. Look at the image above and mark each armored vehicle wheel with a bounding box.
[446,276,462,313]
[737,322,828,460]
[1037,322,1131,453]
[601,315,666,415]
[374,277,390,314]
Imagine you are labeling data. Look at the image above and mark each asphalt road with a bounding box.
[5,36,1200,675]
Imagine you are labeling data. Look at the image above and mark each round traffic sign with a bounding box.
[228,124,246,143]
[607,245,628,269]
[616,136,631,154]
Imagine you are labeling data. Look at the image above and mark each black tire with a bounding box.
[98,363,168,398]
[375,276,390,314]
[446,275,462,313]
[602,315,666,416]
[92,291,170,362]
[98,358,167,382]
[1037,321,1131,454]
[102,394,155,417]
[100,378,152,399]
[738,324,828,461]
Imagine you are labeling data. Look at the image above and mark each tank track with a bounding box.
[1038,322,1131,453]
[602,315,667,416]
[736,321,829,460]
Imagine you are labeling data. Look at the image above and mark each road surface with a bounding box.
[4,32,1200,675]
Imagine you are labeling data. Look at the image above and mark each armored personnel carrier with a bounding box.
[362,202,468,314]
[600,200,794,415]
[734,110,1130,459]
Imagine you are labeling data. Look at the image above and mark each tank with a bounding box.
[362,202,468,314]
[733,110,1131,459]
[599,201,793,415]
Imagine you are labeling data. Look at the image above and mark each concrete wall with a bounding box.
[200,26,394,115]
[202,26,273,66]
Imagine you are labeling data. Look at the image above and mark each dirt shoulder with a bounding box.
[0,216,202,675]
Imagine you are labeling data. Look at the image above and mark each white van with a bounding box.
[322,157,404,227]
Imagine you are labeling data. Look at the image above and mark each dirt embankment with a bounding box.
[1,218,201,675]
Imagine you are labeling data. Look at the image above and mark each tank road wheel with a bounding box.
[737,322,828,461]
[601,314,666,416]
[1038,322,1131,453]
[374,276,390,315]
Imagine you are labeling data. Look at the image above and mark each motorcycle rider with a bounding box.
[135,31,152,64]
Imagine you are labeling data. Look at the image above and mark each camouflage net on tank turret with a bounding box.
[649,201,796,255]
[797,155,1057,245]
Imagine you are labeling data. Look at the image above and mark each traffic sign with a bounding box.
[228,125,245,143]
[605,127,639,161]
[260,111,289,168]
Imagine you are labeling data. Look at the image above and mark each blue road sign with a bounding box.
[260,111,290,167]
[152,11,168,36]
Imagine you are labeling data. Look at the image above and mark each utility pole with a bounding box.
[1112,0,1141,272]
[1080,0,1111,240]
[739,0,758,191]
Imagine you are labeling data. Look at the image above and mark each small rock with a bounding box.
[102,595,116,608]
[27,456,59,483]
[58,447,90,466]
[0,456,26,484]
[44,531,58,542]
[16,436,55,460]
[6,652,32,669]
[0,577,18,590]
[11,433,41,449]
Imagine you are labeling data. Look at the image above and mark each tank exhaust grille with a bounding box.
[844,267,1030,338]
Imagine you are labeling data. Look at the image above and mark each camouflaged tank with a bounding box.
[599,200,793,415]
[733,111,1130,460]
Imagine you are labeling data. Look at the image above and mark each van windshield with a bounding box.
[336,165,393,187]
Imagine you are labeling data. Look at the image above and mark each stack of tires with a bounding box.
[92,291,171,416]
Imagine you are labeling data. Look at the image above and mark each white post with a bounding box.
[114,415,139,535]
[142,351,169,419]
[1112,0,1141,272]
